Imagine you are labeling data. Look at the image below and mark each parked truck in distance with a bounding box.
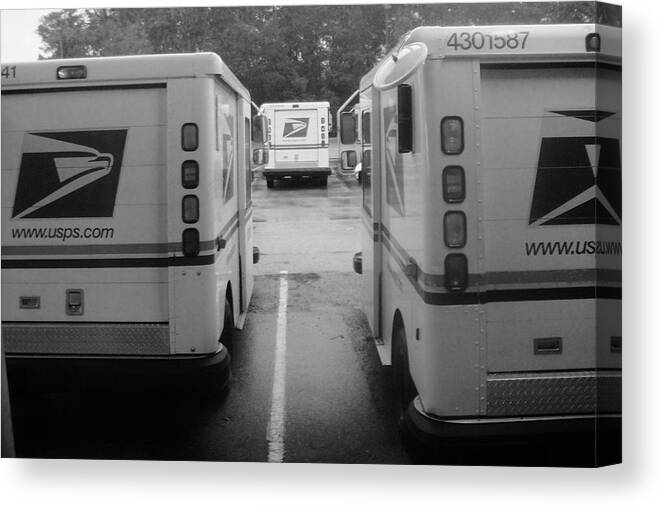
[261,101,331,187]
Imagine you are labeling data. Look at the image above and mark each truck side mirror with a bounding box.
[253,246,260,264]
[252,148,268,166]
[341,150,357,170]
[252,114,268,144]
[397,84,413,153]
[340,111,356,144]
[353,252,363,275]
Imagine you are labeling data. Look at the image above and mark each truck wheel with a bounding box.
[266,177,274,188]
[319,175,328,187]
[392,323,417,433]
[220,294,234,353]
[392,322,430,461]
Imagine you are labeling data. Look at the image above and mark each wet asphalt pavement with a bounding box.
[6,162,411,464]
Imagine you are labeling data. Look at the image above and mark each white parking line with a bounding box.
[267,270,288,463]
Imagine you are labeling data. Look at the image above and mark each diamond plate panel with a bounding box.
[2,323,170,355]
[487,372,621,417]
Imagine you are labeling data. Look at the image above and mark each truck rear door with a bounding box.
[479,64,621,375]
[2,84,169,334]
[273,108,320,165]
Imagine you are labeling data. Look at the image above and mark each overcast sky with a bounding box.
[1,9,55,61]
[0,1,253,62]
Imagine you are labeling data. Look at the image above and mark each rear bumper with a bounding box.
[5,347,230,392]
[406,396,621,446]
[263,167,331,177]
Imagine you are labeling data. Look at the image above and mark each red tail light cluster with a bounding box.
[444,254,468,292]
[181,124,200,256]
[444,211,466,248]
[321,116,326,147]
[442,166,465,203]
[442,117,468,291]
[441,116,464,155]
[182,195,199,224]
[181,160,199,189]
[182,228,200,257]
[181,123,198,151]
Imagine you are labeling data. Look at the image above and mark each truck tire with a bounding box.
[266,177,274,188]
[392,323,416,433]
[220,294,234,353]
[392,322,431,461]
[319,175,328,187]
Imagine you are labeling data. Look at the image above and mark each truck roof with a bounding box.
[1,52,250,100]
[362,23,620,90]
[404,23,620,61]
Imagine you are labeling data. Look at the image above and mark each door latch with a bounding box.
[66,289,84,316]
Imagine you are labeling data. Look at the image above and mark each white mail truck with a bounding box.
[1,53,267,393]
[345,24,621,463]
[261,101,331,187]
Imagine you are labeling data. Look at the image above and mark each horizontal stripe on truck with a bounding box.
[378,223,621,305]
[1,83,167,95]
[1,255,216,269]
[2,213,239,269]
[480,61,621,72]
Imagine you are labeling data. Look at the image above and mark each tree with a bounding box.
[36,3,621,111]
[82,9,152,56]
[37,10,91,59]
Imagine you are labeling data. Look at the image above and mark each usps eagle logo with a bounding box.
[12,130,127,219]
[529,110,621,226]
[282,118,309,138]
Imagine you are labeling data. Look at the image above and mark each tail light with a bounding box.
[181,160,199,189]
[182,228,200,257]
[442,166,465,203]
[57,65,87,80]
[441,116,464,154]
[182,195,199,223]
[182,123,198,151]
[444,211,467,248]
[445,254,468,291]
[586,33,601,52]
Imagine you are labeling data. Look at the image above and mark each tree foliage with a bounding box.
[35,3,621,113]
